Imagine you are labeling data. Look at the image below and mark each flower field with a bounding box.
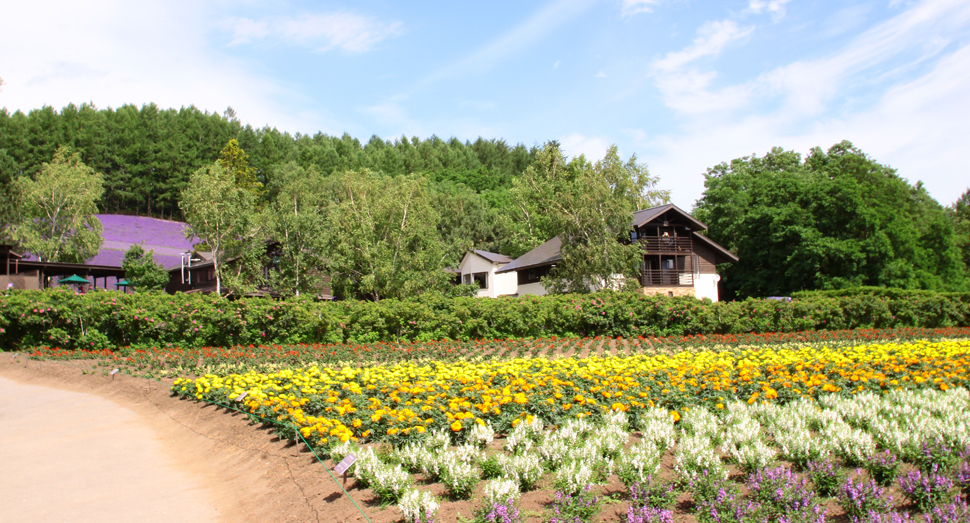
[30,327,970,378]
[27,327,970,522]
[172,338,970,447]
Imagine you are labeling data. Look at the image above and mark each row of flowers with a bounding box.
[170,339,970,447]
[333,388,970,523]
[31,327,970,379]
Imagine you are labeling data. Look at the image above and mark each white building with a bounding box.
[457,250,518,298]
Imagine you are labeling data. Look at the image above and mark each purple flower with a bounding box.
[898,464,954,512]
[626,506,673,523]
[838,470,893,519]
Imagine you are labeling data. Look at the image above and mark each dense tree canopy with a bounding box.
[694,141,969,299]
[11,147,104,263]
[4,103,969,301]
[511,142,669,293]
[320,171,452,301]
[0,104,534,223]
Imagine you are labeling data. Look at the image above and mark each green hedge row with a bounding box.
[1,288,968,351]
[792,286,970,300]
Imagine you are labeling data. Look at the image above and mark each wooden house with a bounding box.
[497,204,738,301]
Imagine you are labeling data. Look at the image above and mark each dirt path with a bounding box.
[0,353,388,523]
[0,375,220,523]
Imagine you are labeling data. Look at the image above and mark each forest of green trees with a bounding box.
[2,103,968,299]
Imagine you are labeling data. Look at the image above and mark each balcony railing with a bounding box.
[639,237,692,253]
[640,269,695,287]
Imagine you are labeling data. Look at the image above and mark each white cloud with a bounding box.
[653,20,755,72]
[0,0,325,134]
[560,133,612,161]
[637,0,970,209]
[650,20,756,114]
[223,13,403,53]
[621,0,662,16]
[747,0,792,19]
[596,71,607,77]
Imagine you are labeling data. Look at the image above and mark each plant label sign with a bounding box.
[334,453,357,475]
[110,368,119,379]
[235,392,248,402]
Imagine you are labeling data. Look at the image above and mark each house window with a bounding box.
[518,265,551,285]
[207,269,215,281]
[462,273,472,285]
[473,272,488,289]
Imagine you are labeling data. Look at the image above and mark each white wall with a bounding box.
[459,253,517,298]
[516,281,548,296]
[694,273,720,302]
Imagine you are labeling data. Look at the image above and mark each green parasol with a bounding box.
[59,274,91,285]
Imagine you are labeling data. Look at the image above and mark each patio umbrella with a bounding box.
[59,274,91,285]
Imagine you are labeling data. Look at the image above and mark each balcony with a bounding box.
[641,269,694,287]
[639,236,692,253]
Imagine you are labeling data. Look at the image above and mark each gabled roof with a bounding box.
[631,203,708,231]
[496,237,562,273]
[472,250,513,264]
[692,231,739,264]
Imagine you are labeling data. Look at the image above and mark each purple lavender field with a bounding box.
[87,214,199,269]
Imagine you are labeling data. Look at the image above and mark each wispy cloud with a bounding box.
[621,0,662,16]
[0,0,328,135]
[223,13,403,53]
[650,20,756,114]
[638,0,970,208]
[421,0,595,86]
[653,20,755,72]
[747,0,792,20]
[560,133,612,161]
[366,0,595,130]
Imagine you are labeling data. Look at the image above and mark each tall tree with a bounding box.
[510,143,668,293]
[179,162,257,295]
[11,146,104,262]
[694,141,968,298]
[949,188,970,276]
[218,138,264,202]
[264,162,328,297]
[321,170,451,301]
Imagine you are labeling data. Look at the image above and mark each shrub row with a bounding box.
[792,286,970,300]
[1,288,968,351]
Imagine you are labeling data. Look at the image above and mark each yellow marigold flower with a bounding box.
[450,420,462,432]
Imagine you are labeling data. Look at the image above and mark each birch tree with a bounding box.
[511,142,668,294]
[11,146,104,262]
[179,162,255,295]
[264,162,327,296]
[321,170,451,300]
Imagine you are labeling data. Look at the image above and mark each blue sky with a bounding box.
[2,0,969,209]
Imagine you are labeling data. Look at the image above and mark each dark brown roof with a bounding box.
[496,237,562,273]
[472,250,514,264]
[631,203,708,230]
[692,232,739,263]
